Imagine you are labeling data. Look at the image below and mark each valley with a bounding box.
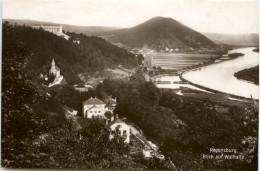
[2,16,259,170]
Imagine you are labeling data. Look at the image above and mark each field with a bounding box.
[78,66,135,86]
[151,53,219,70]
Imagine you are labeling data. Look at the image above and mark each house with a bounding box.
[82,96,118,118]
[106,115,162,158]
[82,97,106,118]
[105,97,117,113]
[108,118,131,143]
[84,84,93,89]
[66,106,78,116]
[74,84,93,92]
[74,86,88,92]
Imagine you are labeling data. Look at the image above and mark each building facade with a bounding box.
[108,118,131,143]
[82,97,106,118]
[82,97,117,118]
[105,97,117,113]
[32,24,69,40]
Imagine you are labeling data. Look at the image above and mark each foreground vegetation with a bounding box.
[234,66,259,85]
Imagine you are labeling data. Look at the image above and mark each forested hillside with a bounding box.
[2,21,172,170]
[5,22,139,84]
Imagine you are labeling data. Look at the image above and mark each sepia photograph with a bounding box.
[1,0,259,170]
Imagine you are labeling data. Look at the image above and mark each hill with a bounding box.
[98,17,216,50]
[3,19,118,35]
[3,22,139,85]
[204,32,259,46]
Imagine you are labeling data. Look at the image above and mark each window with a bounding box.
[123,130,127,137]
[90,111,92,113]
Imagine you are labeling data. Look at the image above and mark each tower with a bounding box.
[51,58,56,70]
[49,58,60,78]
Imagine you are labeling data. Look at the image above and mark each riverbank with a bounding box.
[234,66,259,85]
[180,71,254,101]
[181,47,258,99]
[179,52,256,100]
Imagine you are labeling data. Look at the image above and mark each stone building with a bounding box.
[32,24,69,40]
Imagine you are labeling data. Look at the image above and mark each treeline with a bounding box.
[1,22,171,169]
[228,52,244,58]
[4,22,141,85]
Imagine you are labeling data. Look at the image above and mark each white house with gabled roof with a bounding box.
[82,96,118,118]
[108,118,131,143]
[82,97,106,118]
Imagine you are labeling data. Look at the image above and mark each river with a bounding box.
[182,47,259,99]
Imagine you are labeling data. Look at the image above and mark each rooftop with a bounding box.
[106,100,117,107]
[107,118,125,127]
[83,97,105,105]
[55,66,60,71]
[86,105,97,112]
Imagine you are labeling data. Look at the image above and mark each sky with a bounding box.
[2,0,259,34]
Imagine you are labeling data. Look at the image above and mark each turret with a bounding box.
[52,58,55,66]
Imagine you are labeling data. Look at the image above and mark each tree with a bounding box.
[2,22,46,167]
